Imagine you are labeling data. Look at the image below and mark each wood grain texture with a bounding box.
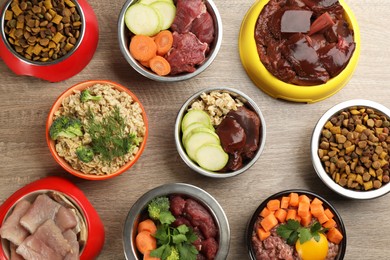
[1,0,390,259]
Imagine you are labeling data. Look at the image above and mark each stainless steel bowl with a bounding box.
[122,183,230,260]
[311,99,390,199]
[175,87,266,178]
[117,0,223,82]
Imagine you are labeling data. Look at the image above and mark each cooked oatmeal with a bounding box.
[189,91,244,125]
[53,83,146,175]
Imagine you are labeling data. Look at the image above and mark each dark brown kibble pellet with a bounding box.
[319,106,390,191]
[3,0,81,62]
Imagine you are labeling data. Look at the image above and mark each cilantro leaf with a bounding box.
[186,229,198,244]
[159,211,175,225]
[153,225,170,245]
[177,224,189,234]
[172,234,187,244]
[287,230,298,245]
[276,224,294,239]
[150,244,168,258]
[277,219,327,246]
[298,227,311,244]
[177,243,198,260]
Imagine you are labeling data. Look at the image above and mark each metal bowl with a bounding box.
[0,0,99,82]
[0,177,105,260]
[117,0,222,82]
[122,183,230,259]
[246,189,346,260]
[311,99,390,199]
[239,0,360,103]
[175,87,266,178]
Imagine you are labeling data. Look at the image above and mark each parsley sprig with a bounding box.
[147,196,198,260]
[276,219,328,245]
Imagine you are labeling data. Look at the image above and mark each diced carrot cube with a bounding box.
[311,197,323,205]
[317,213,330,224]
[289,193,299,207]
[260,207,273,218]
[324,208,334,219]
[257,227,271,241]
[286,209,297,221]
[323,218,336,229]
[327,228,343,244]
[310,203,325,217]
[261,213,278,232]
[299,195,311,204]
[300,214,312,227]
[281,196,290,209]
[297,201,310,218]
[267,199,281,211]
[274,208,287,223]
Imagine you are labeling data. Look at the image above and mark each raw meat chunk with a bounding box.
[16,235,62,260]
[55,206,77,232]
[171,0,206,33]
[63,229,80,260]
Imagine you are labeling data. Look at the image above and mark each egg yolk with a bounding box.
[295,233,329,260]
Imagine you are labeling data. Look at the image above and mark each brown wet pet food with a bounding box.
[318,106,390,191]
[255,0,355,86]
[3,0,81,62]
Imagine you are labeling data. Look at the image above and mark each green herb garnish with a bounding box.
[147,196,198,260]
[276,220,328,245]
[85,106,140,163]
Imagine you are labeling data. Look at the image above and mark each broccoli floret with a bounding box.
[166,247,180,260]
[148,196,171,221]
[76,146,94,163]
[80,90,102,102]
[49,116,83,140]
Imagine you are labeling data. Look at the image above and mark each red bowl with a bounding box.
[0,176,105,260]
[0,0,99,82]
[46,80,149,180]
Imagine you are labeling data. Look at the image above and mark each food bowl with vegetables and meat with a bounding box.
[118,0,222,81]
[122,183,230,260]
[0,177,105,260]
[0,0,99,82]
[175,87,266,178]
[311,99,390,199]
[46,80,148,180]
[246,190,346,260]
[239,0,360,103]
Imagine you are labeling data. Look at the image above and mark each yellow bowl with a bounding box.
[239,0,361,103]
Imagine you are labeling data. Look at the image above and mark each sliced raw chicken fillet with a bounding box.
[0,200,31,246]
[33,219,72,257]
[10,243,24,260]
[55,206,78,232]
[16,235,62,260]
[20,194,61,233]
[63,229,80,260]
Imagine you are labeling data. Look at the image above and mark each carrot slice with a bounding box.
[261,213,278,232]
[274,208,287,223]
[327,228,343,244]
[140,59,150,68]
[154,30,173,56]
[267,199,280,211]
[138,219,157,234]
[289,192,299,207]
[281,196,290,209]
[149,55,171,76]
[257,227,271,241]
[143,250,160,260]
[135,231,157,255]
[130,35,157,62]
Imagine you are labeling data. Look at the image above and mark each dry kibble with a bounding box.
[3,0,81,62]
[319,106,390,191]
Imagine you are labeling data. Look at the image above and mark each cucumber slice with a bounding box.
[150,1,176,30]
[124,4,162,36]
[184,131,220,161]
[195,144,229,171]
[139,0,173,5]
[181,110,212,131]
[182,127,217,145]
[182,122,214,142]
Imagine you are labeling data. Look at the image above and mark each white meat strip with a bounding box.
[55,206,78,232]
[0,200,31,246]
[33,219,72,257]
[63,229,80,260]
[10,243,24,260]
[16,235,62,260]
[20,194,61,233]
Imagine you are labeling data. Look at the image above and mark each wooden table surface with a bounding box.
[1,0,389,259]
